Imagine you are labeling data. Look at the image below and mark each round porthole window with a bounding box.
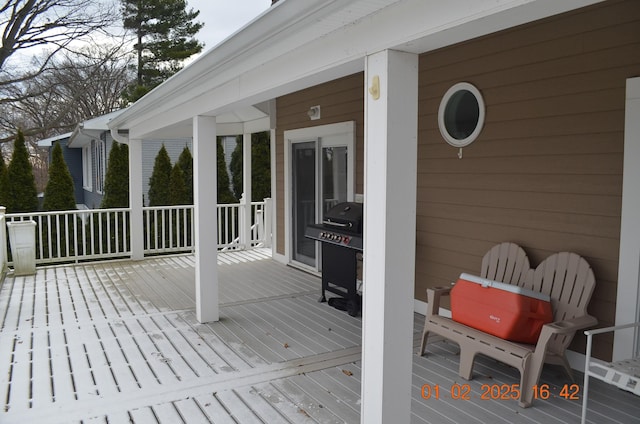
[438,82,485,148]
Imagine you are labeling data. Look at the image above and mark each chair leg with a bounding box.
[559,353,575,383]
[419,328,429,356]
[458,349,475,380]
[519,355,542,408]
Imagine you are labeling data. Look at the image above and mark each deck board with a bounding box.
[0,249,637,423]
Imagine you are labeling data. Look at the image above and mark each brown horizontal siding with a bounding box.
[275,73,365,255]
[417,0,640,360]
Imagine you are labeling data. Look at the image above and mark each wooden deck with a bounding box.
[0,249,637,423]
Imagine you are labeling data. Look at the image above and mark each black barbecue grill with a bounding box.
[305,202,363,316]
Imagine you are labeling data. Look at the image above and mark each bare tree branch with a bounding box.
[0,0,124,142]
[1,0,117,71]
[0,41,132,144]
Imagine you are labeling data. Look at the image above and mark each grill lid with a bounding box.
[323,202,363,234]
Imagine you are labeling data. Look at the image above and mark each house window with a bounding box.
[93,138,106,194]
[438,82,485,148]
[82,146,92,191]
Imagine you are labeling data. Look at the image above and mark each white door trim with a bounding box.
[614,77,640,361]
[283,121,356,269]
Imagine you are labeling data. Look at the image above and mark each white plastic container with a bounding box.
[7,221,37,276]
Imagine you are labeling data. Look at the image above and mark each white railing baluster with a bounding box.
[145,209,151,251]
[0,207,6,274]
[89,212,95,256]
[4,201,266,266]
[169,209,174,249]
[81,212,86,258]
[73,214,78,262]
[37,215,44,260]
[47,214,53,260]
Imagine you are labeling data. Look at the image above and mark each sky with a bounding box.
[186,0,272,53]
[4,1,272,69]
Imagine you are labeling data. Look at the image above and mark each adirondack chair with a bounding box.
[419,247,597,407]
[419,242,530,356]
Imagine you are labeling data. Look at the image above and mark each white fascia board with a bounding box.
[68,109,126,147]
[81,110,125,130]
[111,0,603,139]
[36,132,72,147]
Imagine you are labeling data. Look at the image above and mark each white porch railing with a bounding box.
[2,199,271,267]
[0,207,6,275]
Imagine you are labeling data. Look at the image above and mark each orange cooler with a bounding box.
[450,273,553,344]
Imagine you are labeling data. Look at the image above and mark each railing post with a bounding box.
[242,133,252,250]
[0,207,6,275]
[239,194,247,249]
[263,197,272,248]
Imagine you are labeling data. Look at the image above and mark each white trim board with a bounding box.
[614,77,640,361]
[283,121,356,267]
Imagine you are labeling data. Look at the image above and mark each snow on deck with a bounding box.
[0,250,361,423]
[0,249,637,423]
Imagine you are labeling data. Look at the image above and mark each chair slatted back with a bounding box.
[480,242,530,285]
[527,252,596,353]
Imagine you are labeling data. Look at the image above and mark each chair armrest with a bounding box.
[426,286,452,317]
[546,315,598,335]
[534,315,598,354]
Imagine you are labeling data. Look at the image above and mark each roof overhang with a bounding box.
[36,132,72,148]
[68,109,126,148]
[109,0,604,140]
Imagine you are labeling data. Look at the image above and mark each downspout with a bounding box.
[76,123,97,141]
[110,127,129,144]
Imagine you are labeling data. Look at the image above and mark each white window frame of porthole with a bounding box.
[438,82,486,152]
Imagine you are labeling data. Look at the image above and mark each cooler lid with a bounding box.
[459,273,551,302]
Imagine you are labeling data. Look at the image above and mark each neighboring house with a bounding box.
[66,110,122,209]
[107,1,640,421]
[37,132,84,206]
[39,112,233,208]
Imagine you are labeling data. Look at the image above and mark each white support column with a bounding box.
[193,116,219,323]
[361,49,418,424]
[242,133,252,248]
[129,139,144,260]
[614,77,640,360]
[269,128,277,257]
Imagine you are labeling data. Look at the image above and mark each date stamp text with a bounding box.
[420,383,580,401]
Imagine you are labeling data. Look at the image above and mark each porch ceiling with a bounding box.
[109,0,604,140]
[135,104,272,139]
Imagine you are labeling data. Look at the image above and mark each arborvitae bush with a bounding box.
[169,163,188,205]
[230,137,242,200]
[7,130,38,213]
[101,142,130,208]
[43,143,77,211]
[229,131,271,201]
[0,151,9,208]
[251,131,271,202]
[177,146,193,204]
[217,138,236,204]
[98,142,131,255]
[148,144,172,206]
